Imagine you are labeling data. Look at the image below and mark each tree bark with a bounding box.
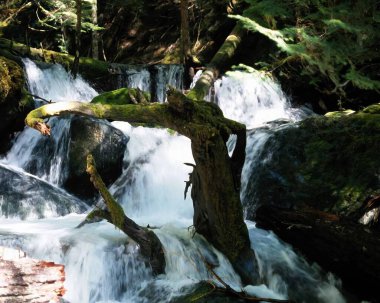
[72,0,82,77]
[91,0,99,60]
[180,0,190,64]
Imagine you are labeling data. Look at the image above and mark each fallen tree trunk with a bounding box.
[255,205,380,302]
[0,246,65,303]
[0,38,111,83]
[84,154,165,275]
[187,23,245,101]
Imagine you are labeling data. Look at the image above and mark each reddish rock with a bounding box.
[0,246,65,303]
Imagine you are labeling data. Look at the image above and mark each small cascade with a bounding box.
[214,70,310,129]
[108,122,194,227]
[115,64,183,102]
[2,59,97,185]
[211,70,314,212]
[248,222,345,303]
[116,65,151,94]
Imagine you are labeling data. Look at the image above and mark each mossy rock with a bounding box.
[91,87,151,105]
[243,109,380,221]
[0,56,34,153]
[0,56,24,104]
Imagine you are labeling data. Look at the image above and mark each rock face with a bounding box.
[0,163,88,219]
[245,108,380,301]
[63,116,128,201]
[0,56,34,154]
[0,246,65,303]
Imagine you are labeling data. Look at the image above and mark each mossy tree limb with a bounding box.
[85,154,165,275]
[186,23,245,101]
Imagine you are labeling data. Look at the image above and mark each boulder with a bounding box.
[244,109,380,301]
[244,111,380,221]
[63,116,128,201]
[255,205,380,302]
[0,164,88,219]
[0,246,65,303]
[0,56,34,154]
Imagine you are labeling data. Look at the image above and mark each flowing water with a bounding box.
[0,63,347,302]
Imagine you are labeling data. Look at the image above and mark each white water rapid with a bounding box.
[0,62,346,303]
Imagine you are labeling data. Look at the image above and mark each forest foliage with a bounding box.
[1,0,379,108]
[232,0,380,103]
[0,0,100,53]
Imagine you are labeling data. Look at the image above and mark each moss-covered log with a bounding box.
[85,154,165,275]
[25,86,258,285]
[0,38,110,82]
[187,24,245,100]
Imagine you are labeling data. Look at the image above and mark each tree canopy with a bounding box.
[232,0,380,107]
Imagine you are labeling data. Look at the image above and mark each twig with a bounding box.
[27,93,53,103]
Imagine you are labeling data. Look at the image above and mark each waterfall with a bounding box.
[0,62,347,303]
[2,59,98,185]
[115,64,183,102]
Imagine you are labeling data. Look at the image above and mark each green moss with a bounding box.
[362,103,380,114]
[91,88,151,105]
[0,56,24,104]
[161,48,181,64]
[169,282,244,303]
[324,109,355,118]
[300,113,380,214]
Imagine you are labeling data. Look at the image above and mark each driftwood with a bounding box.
[0,246,65,303]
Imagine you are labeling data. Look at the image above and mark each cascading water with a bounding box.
[0,62,348,302]
[115,64,183,102]
[2,59,98,185]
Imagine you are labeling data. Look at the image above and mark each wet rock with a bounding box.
[245,109,380,301]
[244,111,380,220]
[255,205,380,302]
[0,246,65,303]
[0,163,88,219]
[63,116,128,201]
[0,56,34,154]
